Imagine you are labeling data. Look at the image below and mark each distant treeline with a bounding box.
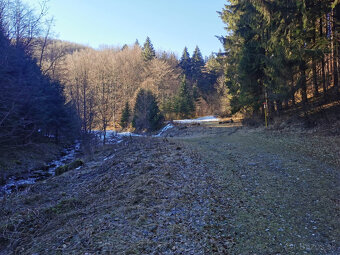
[39,37,228,134]
[220,0,339,117]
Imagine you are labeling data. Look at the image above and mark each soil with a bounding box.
[0,122,339,254]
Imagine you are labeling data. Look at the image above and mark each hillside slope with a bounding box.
[0,124,339,254]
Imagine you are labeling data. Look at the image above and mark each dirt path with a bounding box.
[174,125,339,254]
[0,124,339,254]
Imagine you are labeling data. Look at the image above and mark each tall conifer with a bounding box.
[180,47,191,77]
[142,37,156,62]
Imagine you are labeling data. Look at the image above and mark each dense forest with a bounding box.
[220,0,339,121]
[0,0,80,148]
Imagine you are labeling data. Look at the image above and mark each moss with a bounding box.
[45,198,82,215]
[55,159,84,176]
[54,165,68,176]
[24,194,43,205]
[68,159,84,170]
[14,160,22,165]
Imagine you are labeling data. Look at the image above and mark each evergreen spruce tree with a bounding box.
[0,23,79,146]
[132,89,163,131]
[121,44,128,51]
[174,76,195,118]
[180,47,191,77]
[142,37,156,62]
[221,1,268,114]
[192,83,200,102]
[120,102,130,129]
[220,0,339,117]
[148,95,164,131]
[191,46,205,82]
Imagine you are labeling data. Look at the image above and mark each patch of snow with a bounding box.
[153,123,174,137]
[116,132,143,137]
[174,115,220,124]
[94,130,144,145]
[104,155,115,161]
[195,115,219,121]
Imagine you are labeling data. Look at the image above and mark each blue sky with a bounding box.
[25,0,226,57]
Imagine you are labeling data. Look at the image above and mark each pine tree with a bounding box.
[142,37,156,62]
[120,102,130,129]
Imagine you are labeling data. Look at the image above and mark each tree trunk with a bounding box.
[300,62,308,105]
[103,123,107,145]
[284,98,289,109]
[320,16,327,96]
[326,54,331,90]
[268,100,275,117]
[312,24,319,97]
[332,8,339,95]
[291,75,296,106]
[276,100,282,115]
[83,84,87,134]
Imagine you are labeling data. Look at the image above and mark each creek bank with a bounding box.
[0,122,177,196]
[0,141,81,195]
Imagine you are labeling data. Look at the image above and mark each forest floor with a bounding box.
[0,121,339,254]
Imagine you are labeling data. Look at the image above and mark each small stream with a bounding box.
[0,124,176,196]
[0,141,81,196]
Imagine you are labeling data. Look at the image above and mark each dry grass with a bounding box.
[0,142,63,178]
[0,125,339,254]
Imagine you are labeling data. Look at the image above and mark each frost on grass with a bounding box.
[0,126,338,254]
